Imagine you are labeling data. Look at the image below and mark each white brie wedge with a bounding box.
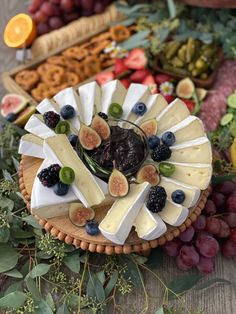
[101,80,127,114]
[37,98,59,114]
[18,134,44,159]
[25,114,55,139]
[134,204,167,240]
[158,199,189,226]
[99,182,150,244]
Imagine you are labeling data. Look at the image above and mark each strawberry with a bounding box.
[114,58,129,76]
[163,94,175,103]
[124,48,147,70]
[96,71,114,86]
[142,75,157,94]
[130,69,150,83]
[181,99,195,112]
[155,73,172,86]
[120,78,131,89]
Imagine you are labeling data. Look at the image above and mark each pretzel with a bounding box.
[83,56,101,77]
[90,31,111,43]
[110,25,131,42]
[64,72,80,86]
[63,46,88,60]
[47,55,68,67]
[37,63,55,77]
[42,65,65,87]
[31,83,52,102]
[15,70,39,91]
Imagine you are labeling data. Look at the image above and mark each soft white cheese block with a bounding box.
[156,98,190,134]
[53,87,82,131]
[169,137,212,164]
[160,116,206,145]
[99,182,150,244]
[18,134,44,159]
[134,204,167,240]
[24,114,55,139]
[168,162,212,190]
[122,83,151,122]
[78,81,101,125]
[37,98,59,114]
[159,176,200,208]
[158,199,189,226]
[101,80,127,114]
[44,135,105,207]
[135,94,168,125]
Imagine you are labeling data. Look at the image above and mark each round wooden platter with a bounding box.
[19,155,211,255]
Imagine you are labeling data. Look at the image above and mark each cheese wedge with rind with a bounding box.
[122,83,151,122]
[156,98,190,134]
[78,81,101,125]
[158,199,189,226]
[44,135,105,207]
[136,94,168,125]
[25,114,55,139]
[53,87,82,131]
[37,98,59,114]
[159,176,200,208]
[19,134,44,159]
[99,182,150,244]
[169,137,212,164]
[134,205,167,240]
[101,80,127,114]
[168,162,212,190]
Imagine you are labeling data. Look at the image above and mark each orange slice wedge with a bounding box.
[3,13,36,48]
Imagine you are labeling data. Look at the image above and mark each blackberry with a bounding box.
[37,164,61,187]
[151,144,171,162]
[98,112,108,121]
[146,186,167,213]
[43,111,60,129]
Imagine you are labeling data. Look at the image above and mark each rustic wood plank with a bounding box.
[0,1,236,313]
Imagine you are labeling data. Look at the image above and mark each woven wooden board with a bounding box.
[19,155,211,254]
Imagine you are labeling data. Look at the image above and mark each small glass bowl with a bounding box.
[76,118,149,180]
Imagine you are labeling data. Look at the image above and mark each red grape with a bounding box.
[28,0,44,13]
[61,0,74,10]
[196,256,215,273]
[196,235,219,258]
[74,0,82,6]
[49,17,65,30]
[176,254,192,271]
[49,0,61,3]
[41,2,56,16]
[81,0,94,10]
[229,228,236,244]
[179,226,195,242]
[34,10,48,23]
[94,1,106,14]
[81,9,94,16]
[226,195,236,213]
[192,214,206,231]
[223,212,236,228]
[211,192,225,209]
[163,239,181,257]
[215,219,230,238]
[63,12,80,22]
[222,240,236,257]
[215,181,236,195]
[205,217,221,234]
[37,22,50,35]
[203,200,216,216]
[178,245,200,267]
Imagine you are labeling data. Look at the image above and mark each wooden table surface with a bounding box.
[0,1,236,313]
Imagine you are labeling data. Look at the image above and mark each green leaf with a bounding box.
[105,271,118,297]
[122,257,142,287]
[97,270,105,285]
[27,263,51,279]
[119,30,150,50]
[0,198,14,211]
[0,291,27,309]
[2,170,13,181]
[46,293,54,311]
[0,244,19,273]
[145,248,164,268]
[12,156,20,171]
[57,303,70,314]
[155,308,164,314]
[166,0,176,19]
[67,294,80,310]
[167,273,203,299]
[195,278,231,290]
[211,175,235,185]
[3,268,23,278]
[36,251,54,259]
[63,252,80,273]
[11,229,34,238]
[5,281,23,295]
[0,227,10,243]
[22,215,42,229]
[86,272,106,302]
[25,277,41,301]
[131,254,148,265]
[35,299,53,314]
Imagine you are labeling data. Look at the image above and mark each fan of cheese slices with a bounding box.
[19,80,212,245]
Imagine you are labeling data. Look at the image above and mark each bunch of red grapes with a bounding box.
[163,180,236,273]
[28,0,113,36]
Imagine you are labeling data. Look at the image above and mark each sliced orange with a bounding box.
[230,138,236,169]
[3,13,36,48]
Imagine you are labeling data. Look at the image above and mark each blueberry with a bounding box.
[6,112,16,122]
[68,134,78,147]
[171,190,185,204]
[161,131,176,146]
[132,102,147,116]
[85,220,100,236]
[53,181,69,196]
[148,135,160,149]
[60,105,75,119]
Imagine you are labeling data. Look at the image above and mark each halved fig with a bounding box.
[140,119,158,136]
[91,115,110,140]
[136,164,160,186]
[69,203,95,227]
[196,87,207,101]
[108,169,129,198]
[78,124,101,150]
[176,77,195,99]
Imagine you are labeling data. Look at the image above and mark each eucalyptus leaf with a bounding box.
[2,170,13,181]
[63,252,80,273]
[122,257,142,287]
[0,227,10,243]
[195,278,231,290]
[0,198,14,211]
[86,272,106,302]
[12,157,20,171]
[145,247,164,268]
[25,277,41,301]
[119,30,150,50]
[27,263,51,279]
[131,254,148,265]
[3,268,23,278]
[155,308,164,314]
[66,294,80,311]
[0,244,19,273]
[5,281,23,295]
[46,293,55,311]
[57,303,70,314]
[166,0,176,19]
[11,229,34,239]
[36,251,54,259]
[0,291,27,309]
[97,270,106,285]
[110,18,136,27]
[22,215,42,229]
[105,271,118,297]
[35,299,53,314]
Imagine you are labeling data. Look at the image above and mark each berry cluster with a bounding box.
[146,186,167,213]
[149,132,175,162]
[163,180,236,273]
